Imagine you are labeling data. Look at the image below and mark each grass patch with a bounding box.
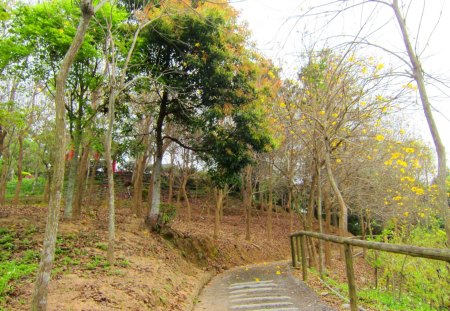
[5,177,46,199]
[359,289,434,311]
[0,261,37,302]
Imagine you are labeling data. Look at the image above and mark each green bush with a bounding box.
[159,203,177,225]
[366,224,449,310]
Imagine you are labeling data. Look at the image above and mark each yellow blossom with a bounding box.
[391,152,402,159]
[376,63,385,71]
[399,129,405,135]
[404,147,415,153]
[411,187,424,195]
[397,160,407,167]
[319,110,325,115]
[403,211,409,217]
[376,95,384,101]
[375,134,385,142]
[332,113,338,118]
[336,159,342,164]
[393,196,402,201]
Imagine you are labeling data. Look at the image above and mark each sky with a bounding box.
[230,0,450,161]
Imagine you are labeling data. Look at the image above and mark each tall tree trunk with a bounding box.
[32,2,98,309]
[316,160,324,277]
[323,138,347,259]
[104,19,119,264]
[323,139,347,236]
[147,90,167,229]
[213,188,224,240]
[323,186,332,266]
[105,89,115,264]
[168,151,174,204]
[306,169,317,231]
[0,149,10,205]
[288,186,293,232]
[12,134,23,204]
[243,165,252,241]
[392,0,449,246]
[133,153,147,216]
[267,158,273,241]
[64,132,81,219]
[73,144,90,218]
[181,171,191,221]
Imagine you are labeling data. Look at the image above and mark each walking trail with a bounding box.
[194,261,336,311]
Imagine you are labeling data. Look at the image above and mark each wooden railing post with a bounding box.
[295,236,301,266]
[344,243,358,311]
[291,235,297,268]
[300,234,308,281]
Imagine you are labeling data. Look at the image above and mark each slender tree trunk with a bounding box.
[147,135,163,229]
[168,151,174,204]
[147,89,168,229]
[181,171,191,221]
[267,158,273,241]
[288,186,293,232]
[104,19,119,264]
[323,186,332,266]
[133,153,147,216]
[0,149,10,205]
[64,132,81,219]
[213,188,224,240]
[43,170,51,203]
[105,89,115,264]
[32,2,97,309]
[13,134,24,204]
[323,139,347,259]
[244,165,252,241]
[73,144,90,218]
[392,0,449,246]
[323,139,347,236]
[306,169,317,230]
[316,160,325,277]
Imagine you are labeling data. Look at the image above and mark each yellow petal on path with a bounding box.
[276,271,281,275]
[255,278,260,282]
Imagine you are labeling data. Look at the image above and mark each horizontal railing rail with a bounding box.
[290,231,450,311]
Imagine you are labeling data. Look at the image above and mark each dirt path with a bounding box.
[193,261,336,311]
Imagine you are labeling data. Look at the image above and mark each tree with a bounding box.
[299,0,450,246]
[133,2,272,229]
[31,1,106,309]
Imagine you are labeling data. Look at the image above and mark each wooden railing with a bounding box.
[290,231,450,311]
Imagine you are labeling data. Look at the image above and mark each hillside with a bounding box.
[0,193,298,310]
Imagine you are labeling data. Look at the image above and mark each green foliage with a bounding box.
[367,224,449,310]
[95,242,108,251]
[86,255,109,270]
[0,261,37,301]
[359,289,434,311]
[159,203,177,225]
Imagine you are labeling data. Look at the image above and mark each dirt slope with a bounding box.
[0,195,299,310]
